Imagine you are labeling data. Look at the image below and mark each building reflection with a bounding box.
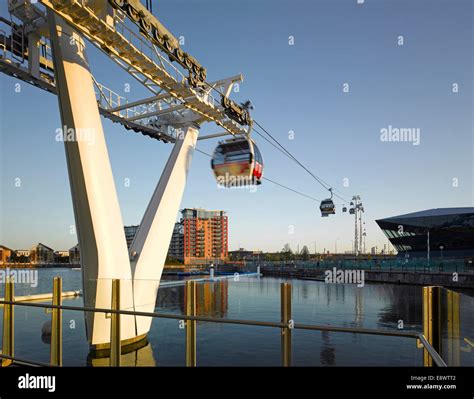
[377,285,422,329]
[86,280,228,366]
[193,280,229,317]
[377,286,474,366]
[156,280,229,317]
[325,284,346,307]
[320,331,335,366]
[354,288,363,327]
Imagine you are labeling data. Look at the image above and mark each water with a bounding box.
[1,268,473,366]
[259,258,473,273]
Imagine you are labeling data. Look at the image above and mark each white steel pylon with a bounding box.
[48,12,198,349]
[48,12,136,348]
[130,125,198,337]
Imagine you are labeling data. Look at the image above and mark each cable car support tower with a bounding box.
[349,195,364,255]
[0,0,253,351]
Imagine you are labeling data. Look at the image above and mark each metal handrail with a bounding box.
[0,295,447,367]
[0,353,52,367]
[294,323,446,367]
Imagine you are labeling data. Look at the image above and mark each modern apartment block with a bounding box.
[30,243,54,264]
[0,245,12,264]
[122,209,228,265]
[69,244,80,265]
[168,223,184,261]
[181,208,228,265]
[124,225,139,248]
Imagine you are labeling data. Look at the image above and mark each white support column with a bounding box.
[48,12,137,348]
[130,125,199,336]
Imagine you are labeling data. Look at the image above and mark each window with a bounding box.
[253,143,263,164]
[213,141,251,165]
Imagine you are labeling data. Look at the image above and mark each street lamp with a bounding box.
[439,245,444,271]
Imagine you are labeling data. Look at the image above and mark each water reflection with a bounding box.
[4,268,474,366]
[41,320,51,344]
[354,288,363,327]
[377,285,422,329]
[157,280,229,317]
[80,281,230,366]
[87,341,156,367]
[320,331,336,366]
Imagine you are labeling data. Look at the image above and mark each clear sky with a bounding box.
[0,0,472,253]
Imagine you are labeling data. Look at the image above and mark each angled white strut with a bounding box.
[130,125,198,337]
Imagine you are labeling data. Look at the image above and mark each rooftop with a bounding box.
[378,207,474,221]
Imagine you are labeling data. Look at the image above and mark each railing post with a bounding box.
[1,277,14,367]
[110,279,121,367]
[50,277,63,366]
[447,290,460,366]
[185,280,197,367]
[423,286,442,366]
[281,282,292,367]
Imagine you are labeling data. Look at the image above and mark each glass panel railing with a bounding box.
[0,272,448,367]
[438,287,474,366]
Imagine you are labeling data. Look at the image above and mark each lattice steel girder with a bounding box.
[38,0,249,136]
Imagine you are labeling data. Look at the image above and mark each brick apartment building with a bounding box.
[181,208,228,265]
[123,208,228,266]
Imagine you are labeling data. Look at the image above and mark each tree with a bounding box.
[300,245,309,261]
[282,243,292,254]
[281,243,293,261]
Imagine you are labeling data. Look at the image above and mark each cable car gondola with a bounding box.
[320,188,336,217]
[211,137,263,187]
[342,205,347,212]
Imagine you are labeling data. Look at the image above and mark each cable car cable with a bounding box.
[199,82,355,204]
[253,128,346,204]
[261,177,321,202]
[252,128,295,159]
[194,148,321,202]
[253,120,351,203]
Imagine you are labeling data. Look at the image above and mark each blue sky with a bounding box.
[0,0,472,252]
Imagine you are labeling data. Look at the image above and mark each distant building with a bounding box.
[54,250,70,264]
[376,207,474,259]
[228,248,262,262]
[30,243,54,264]
[371,247,376,255]
[168,223,184,261]
[181,208,228,265]
[14,249,31,263]
[69,244,80,264]
[124,225,139,248]
[0,245,12,264]
[229,248,252,261]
